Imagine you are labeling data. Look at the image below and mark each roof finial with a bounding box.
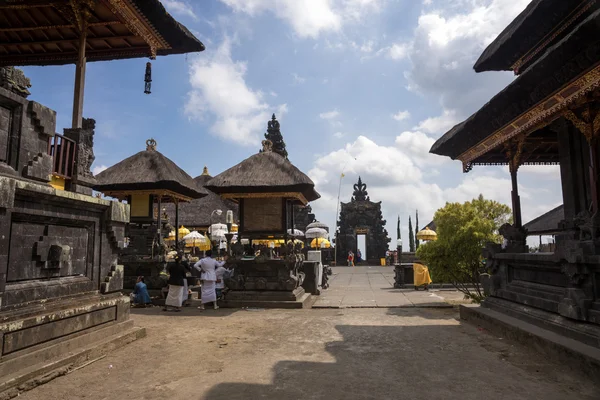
[262,139,273,153]
[146,138,157,151]
[202,166,209,175]
[272,113,276,121]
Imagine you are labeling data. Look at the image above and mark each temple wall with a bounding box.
[0,81,129,311]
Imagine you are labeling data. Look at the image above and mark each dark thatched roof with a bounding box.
[164,167,238,228]
[431,9,600,159]
[474,0,588,73]
[421,221,437,232]
[94,145,207,199]
[0,0,204,67]
[523,204,564,235]
[205,151,321,202]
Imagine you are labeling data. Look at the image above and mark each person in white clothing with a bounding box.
[193,250,227,310]
[215,263,228,300]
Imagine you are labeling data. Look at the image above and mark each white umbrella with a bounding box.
[287,228,304,237]
[209,223,228,241]
[183,231,204,241]
[305,227,328,239]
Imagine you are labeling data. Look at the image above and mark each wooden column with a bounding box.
[564,97,600,215]
[72,25,87,129]
[156,195,162,244]
[510,166,522,227]
[175,198,179,249]
[505,137,526,228]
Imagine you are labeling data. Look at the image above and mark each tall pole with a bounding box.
[72,22,87,129]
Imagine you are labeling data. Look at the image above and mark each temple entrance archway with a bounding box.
[336,177,390,265]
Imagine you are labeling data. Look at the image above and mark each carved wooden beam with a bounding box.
[562,93,600,142]
[0,20,120,32]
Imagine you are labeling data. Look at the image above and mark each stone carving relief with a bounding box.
[0,67,31,98]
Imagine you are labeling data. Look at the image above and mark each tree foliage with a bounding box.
[408,216,415,252]
[416,194,511,302]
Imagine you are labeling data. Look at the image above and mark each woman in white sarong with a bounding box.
[163,254,187,312]
[193,250,226,310]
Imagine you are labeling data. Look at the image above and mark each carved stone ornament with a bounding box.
[0,67,31,98]
[498,223,528,252]
[560,262,590,286]
[352,176,369,202]
[261,139,273,153]
[146,138,157,151]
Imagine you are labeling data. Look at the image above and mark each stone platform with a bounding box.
[221,287,312,309]
[460,301,600,381]
[0,293,145,398]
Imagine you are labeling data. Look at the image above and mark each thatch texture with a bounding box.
[474,0,585,73]
[523,205,564,235]
[205,151,320,202]
[431,9,600,159]
[94,147,207,199]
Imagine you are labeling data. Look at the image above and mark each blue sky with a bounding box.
[21,0,562,245]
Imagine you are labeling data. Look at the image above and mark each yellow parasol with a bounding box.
[310,238,331,248]
[416,226,437,241]
[178,225,190,237]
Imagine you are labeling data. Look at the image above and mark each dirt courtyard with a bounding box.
[17,306,600,400]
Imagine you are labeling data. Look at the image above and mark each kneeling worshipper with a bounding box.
[163,253,187,312]
[413,260,432,291]
[131,276,152,307]
[193,250,227,310]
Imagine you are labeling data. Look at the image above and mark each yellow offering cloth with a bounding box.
[413,263,432,286]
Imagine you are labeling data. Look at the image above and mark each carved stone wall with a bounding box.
[0,177,128,310]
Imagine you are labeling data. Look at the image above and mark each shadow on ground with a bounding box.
[130,306,238,318]
[203,323,600,400]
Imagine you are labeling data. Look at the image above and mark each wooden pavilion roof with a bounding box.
[431,7,600,172]
[0,0,204,66]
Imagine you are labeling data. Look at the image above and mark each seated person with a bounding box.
[132,276,152,306]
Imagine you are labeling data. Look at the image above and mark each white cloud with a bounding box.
[308,133,561,246]
[392,110,410,121]
[219,0,381,38]
[92,164,108,176]
[184,38,286,146]
[387,42,411,60]
[333,132,345,138]
[320,110,340,120]
[292,73,306,84]
[413,109,459,137]
[161,0,197,20]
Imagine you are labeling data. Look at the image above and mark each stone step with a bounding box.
[0,321,146,398]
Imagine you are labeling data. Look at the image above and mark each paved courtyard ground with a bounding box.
[16,268,600,400]
[314,266,466,308]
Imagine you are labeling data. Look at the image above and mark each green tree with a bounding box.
[408,216,415,252]
[416,194,511,302]
[415,209,420,250]
[396,216,401,245]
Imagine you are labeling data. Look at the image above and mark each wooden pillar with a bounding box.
[72,26,87,129]
[156,195,162,244]
[510,166,522,227]
[588,137,600,215]
[175,198,179,249]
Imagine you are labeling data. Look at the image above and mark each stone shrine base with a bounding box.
[0,293,145,399]
[221,287,312,309]
[460,298,600,381]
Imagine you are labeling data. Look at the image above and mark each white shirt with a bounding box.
[193,257,225,282]
[215,266,227,289]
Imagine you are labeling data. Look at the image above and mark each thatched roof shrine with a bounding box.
[0,0,205,66]
[523,204,564,236]
[94,138,207,201]
[431,6,600,171]
[164,166,239,229]
[474,0,594,73]
[205,142,320,204]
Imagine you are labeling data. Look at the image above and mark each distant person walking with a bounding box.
[194,250,227,310]
[348,251,355,267]
[356,249,362,263]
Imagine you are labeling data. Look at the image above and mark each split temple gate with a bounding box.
[0,0,204,395]
[431,0,600,347]
[336,177,390,265]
